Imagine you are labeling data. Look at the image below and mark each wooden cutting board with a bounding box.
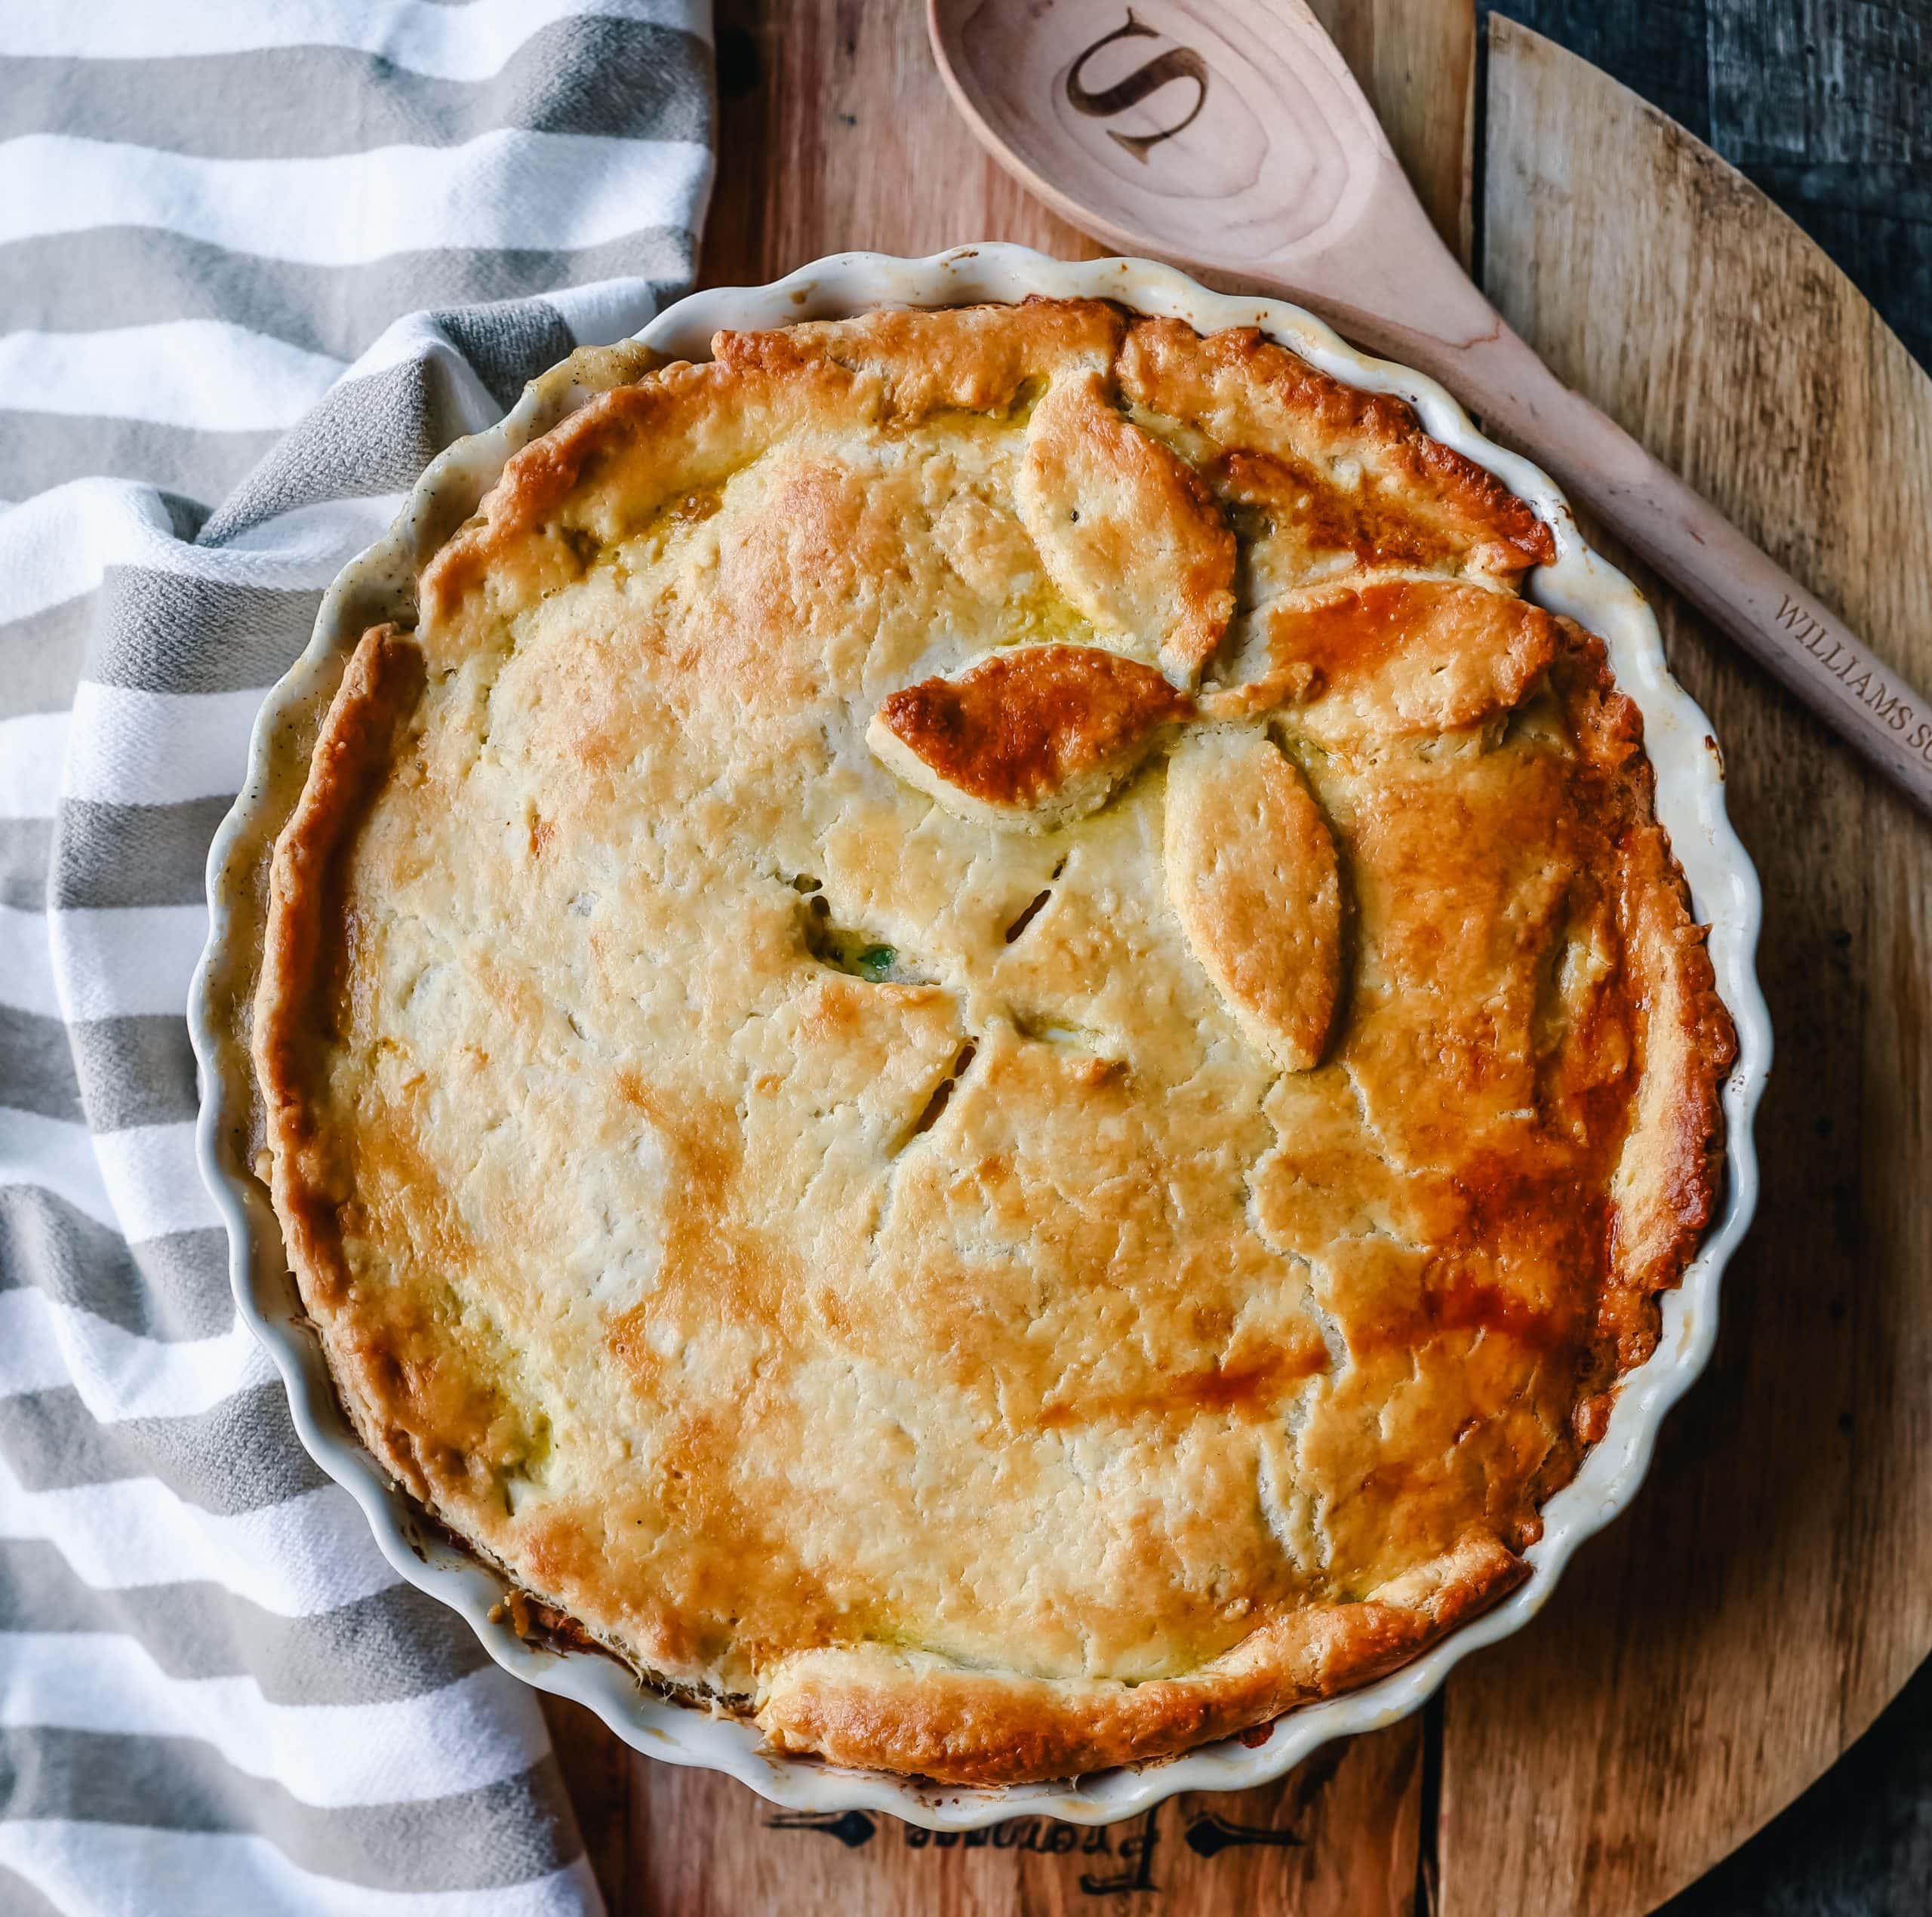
[542,6,1932,1911]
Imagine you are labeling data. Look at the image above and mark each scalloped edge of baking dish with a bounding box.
[191,245,1770,1829]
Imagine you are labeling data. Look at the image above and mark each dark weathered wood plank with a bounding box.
[1706,0,1929,169]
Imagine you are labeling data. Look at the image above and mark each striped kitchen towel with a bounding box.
[0,4,715,1912]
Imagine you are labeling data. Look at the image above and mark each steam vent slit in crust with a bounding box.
[254,297,1736,1786]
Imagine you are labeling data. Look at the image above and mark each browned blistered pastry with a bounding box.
[254,299,1734,1786]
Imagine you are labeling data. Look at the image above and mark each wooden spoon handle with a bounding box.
[1386,315,1932,814]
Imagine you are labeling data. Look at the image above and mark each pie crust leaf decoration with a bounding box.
[1117,317,1558,584]
[867,642,1193,830]
[1164,725,1342,1072]
[1014,368,1237,685]
[1204,577,1561,743]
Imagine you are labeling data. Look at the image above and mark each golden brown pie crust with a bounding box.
[253,298,1734,1786]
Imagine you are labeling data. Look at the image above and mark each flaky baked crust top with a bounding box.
[253,298,1734,1786]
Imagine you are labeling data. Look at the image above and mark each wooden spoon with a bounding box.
[928,0,1932,816]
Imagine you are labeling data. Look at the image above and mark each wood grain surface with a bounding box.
[543,4,1932,1911]
[546,1722,1424,1917]
[1309,0,1476,266]
[1438,21,1932,1917]
[1483,0,1932,377]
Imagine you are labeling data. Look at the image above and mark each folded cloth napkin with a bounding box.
[0,5,715,1911]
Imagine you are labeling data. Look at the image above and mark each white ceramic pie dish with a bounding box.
[190,244,1770,1829]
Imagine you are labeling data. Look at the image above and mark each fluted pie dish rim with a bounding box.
[191,245,1770,1829]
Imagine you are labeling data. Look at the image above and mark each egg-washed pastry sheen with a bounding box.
[254,299,1736,1785]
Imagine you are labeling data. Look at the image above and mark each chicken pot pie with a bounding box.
[254,298,1734,1785]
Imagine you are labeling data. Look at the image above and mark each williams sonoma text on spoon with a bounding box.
[930,0,1932,817]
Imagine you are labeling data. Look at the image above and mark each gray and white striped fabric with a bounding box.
[0,5,714,1911]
